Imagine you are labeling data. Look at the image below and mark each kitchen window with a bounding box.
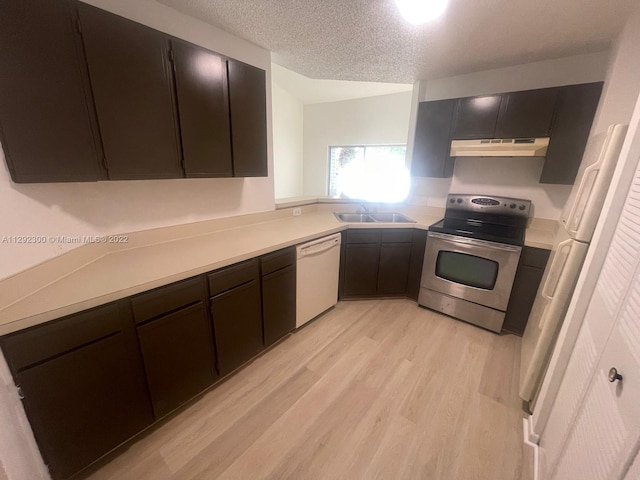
[328,145,409,202]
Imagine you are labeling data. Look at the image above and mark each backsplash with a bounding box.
[409,156,572,220]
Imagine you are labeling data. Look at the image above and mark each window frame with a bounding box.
[327,144,407,198]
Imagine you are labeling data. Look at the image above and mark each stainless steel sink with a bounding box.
[334,213,376,222]
[334,212,416,223]
[370,212,416,223]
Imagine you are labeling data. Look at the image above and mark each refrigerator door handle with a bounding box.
[541,239,573,302]
[566,162,600,236]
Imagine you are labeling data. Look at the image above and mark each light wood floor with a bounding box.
[88,299,532,480]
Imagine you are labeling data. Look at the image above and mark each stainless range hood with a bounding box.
[450,137,550,157]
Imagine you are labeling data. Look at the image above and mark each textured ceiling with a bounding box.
[156,0,638,83]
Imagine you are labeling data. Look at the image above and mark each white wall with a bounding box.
[406,52,610,220]
[0,0,274,281]
[272,82,304,198]
[303,91,413,195]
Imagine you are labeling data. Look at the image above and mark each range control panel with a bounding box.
[445,194,531,217]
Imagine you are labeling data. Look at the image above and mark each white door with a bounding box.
[540,152,640,477]
[550,290,640,479]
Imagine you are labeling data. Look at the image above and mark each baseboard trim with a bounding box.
[523,417,540,480]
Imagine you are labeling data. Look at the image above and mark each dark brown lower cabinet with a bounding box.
[407,229,428,300]
[342,243,381,296]
[340,228,418,299]
[209,260,264,376]
[0,302,153,480]
[503,246,551,335]
[261,247,296,346]
[137,302,217,418]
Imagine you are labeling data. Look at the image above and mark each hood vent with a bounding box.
[450,137,550,157]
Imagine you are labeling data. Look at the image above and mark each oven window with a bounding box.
[436,251,498,290]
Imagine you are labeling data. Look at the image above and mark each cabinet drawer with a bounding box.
[261,247,296,276]
[208,259,259,296]
[520,246,551,268]
[380,229,413,244]
[346,229,380,244]
[1,302,125,372]
[131,276,203,324]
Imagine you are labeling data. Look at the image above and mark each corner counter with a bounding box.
[0,202,555,335]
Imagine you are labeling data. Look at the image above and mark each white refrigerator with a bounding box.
[519,123,628,408]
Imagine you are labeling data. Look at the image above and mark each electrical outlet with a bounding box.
[293,207,302,216]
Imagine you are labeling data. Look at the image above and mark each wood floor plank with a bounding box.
[87,299,530,480]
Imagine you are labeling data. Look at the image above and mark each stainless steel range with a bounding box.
[419,194,531,333]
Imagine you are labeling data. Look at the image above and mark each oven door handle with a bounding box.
[428,231,522,252]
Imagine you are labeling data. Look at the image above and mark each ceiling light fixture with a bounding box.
[394,0,448,25]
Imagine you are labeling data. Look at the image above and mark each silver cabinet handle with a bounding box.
[608,367,623,383]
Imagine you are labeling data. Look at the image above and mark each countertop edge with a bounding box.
[0,210,555,335]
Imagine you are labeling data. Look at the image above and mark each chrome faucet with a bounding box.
[358,203,377,214]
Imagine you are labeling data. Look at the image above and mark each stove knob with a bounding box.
[509,203,516,209]
[449,198,455,203]
[457,198,463,204]
[519,204,526,211]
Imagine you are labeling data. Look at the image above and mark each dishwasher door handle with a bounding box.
[298,237,340,258]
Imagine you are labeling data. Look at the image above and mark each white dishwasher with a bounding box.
[296,233,342,328]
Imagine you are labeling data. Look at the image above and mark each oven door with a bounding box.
[422,231,522,311]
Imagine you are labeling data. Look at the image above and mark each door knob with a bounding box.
[608,367,623,383]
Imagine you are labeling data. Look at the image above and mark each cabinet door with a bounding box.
[503,265,545,336]
[78,3,183,180]
[407,229,428,301]
[137,302,216,419]
[262,265,296,346]
[227,59,268,177]
[503,247,549,335]
[411,100,456,177]
[2,304,153,480]
[171,41,233,178]
[210,280,264,375]
[495,88,559,138]
[0,0,103,183]
[377,243,412,295]
[540,82,603,185]
[452,95,502,139]
[551,307,640,479]
[342,244,380,297]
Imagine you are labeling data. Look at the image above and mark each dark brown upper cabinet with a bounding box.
[0,0,104,183]
[411,100,456,178]
[1,2,268,183]
[540,82,603,185]
[228,59,268,177]
[495,88,559,139]
[452,95,502,139]
[412,83,602,184]
[78,3,183,180]
[171,40,233,178]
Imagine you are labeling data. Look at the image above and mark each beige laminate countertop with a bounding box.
[0,207,555,335]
